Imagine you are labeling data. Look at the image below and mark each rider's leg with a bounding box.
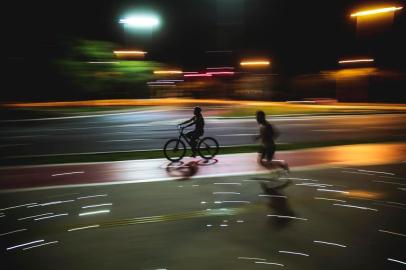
[186,131,198,157]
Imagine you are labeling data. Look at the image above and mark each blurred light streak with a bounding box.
[339,59,374,64]
[213,183,241,185]
[351,7,403,17]
[113,50,147,55]
[212,192,241,195]
[18,213,54,220]
[184,73,212,77]
[157,79,184,82]
[87,62,120,64]
[79,210,110,216]
[147,81,175,85]
[68,225,100,232]
[317,189,349,194]
[153,70,182,74]
[267,215,308,221]
[206,67,234,70]
[0,203,37,211]
[81,203,113,209]
[240,60,270,66]
[313,241,346,248]
[35,213,68,220]
[23,241,58,250]
[278,251,310,257]
[333,204,378,211]
[238,257,266,261]
[52,171,84,177]
[0,229,27,237]
[7,240,44,251]
[255,262,284,267]
[206,71,235,75]
[314,197,346,203]
[347,190,382,199]
[387,258,406,265]
[77,194,108,200]
[258,194,287,198]
[379,229,406,238]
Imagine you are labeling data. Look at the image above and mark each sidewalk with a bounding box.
[1,142,405,192]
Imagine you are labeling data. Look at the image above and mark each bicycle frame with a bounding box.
[177,127,199,149]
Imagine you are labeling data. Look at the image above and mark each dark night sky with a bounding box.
[6,0,406,69]
[4,0,406,100]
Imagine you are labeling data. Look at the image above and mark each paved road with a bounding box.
[1,108,405,158]
[1,161,406,269]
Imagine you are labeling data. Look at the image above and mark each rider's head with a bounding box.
[194,106,202,115]
[256,110,266,124]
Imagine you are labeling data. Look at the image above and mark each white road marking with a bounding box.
[313,240,346,248]
[52,171,84,177]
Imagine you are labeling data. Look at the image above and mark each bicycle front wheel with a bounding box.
[198,137,219,159]
[163,139,186,161]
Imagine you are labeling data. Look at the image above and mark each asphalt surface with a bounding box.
[1,163,406,270]
[1,108,406,158]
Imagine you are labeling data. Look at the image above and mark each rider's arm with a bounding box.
[180,116,196,127]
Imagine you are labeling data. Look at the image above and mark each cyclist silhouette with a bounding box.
[179,106,205,157]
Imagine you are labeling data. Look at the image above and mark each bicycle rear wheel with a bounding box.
[164,139,186,161]
[198,137,219,159]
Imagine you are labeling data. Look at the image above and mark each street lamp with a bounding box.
[119,15,160,29]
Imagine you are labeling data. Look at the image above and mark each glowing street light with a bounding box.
[240,60,271,67]
[350,6,403,17]
[153,70,183,75]
[113,50,147,56]
[119,15,160,28]
[339,58,374,64]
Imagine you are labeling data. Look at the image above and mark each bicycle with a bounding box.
[163,126,219,161]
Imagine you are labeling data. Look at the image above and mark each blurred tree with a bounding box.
[56,39,165,99]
